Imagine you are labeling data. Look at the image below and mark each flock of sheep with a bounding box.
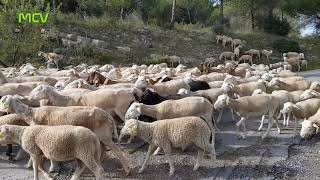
[0,35,318,179]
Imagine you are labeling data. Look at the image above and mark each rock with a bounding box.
[184,37,192,41]
[76,36,91,44]
[91,39,105,46]
[117,46,131,52]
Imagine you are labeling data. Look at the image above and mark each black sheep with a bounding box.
[188,80,210,91]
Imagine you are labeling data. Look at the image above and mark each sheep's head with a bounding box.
[177,88,191,95]
[119,119,139,142]
[29,85,52,100]
[214,94,229,110]
[281,102,295,114]
[310,82,320,91]
[125,102,141,120]
[252,89,266,96]
[134,76,148,89]
[268,78,280,88]
[0,95,16,113]
[221,83,233,94]
[299,53,305,59]
[300,120,319,139]
[299,90,319,101]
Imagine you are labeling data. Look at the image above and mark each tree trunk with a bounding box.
[171,0,176,25]
[187,7,191,23]
[250,0,254,29]
[120,8,124,20]
[220,0,224,25]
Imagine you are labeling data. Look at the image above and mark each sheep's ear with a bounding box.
[313,123,320,134]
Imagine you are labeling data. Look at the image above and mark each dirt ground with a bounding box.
[0,70,319,180]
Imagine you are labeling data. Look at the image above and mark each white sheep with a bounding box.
[0,124,105,180]
[214,94,281,139]
[268,77,318,92]
[38,52,63,69]
[300,108,320,139]
[0,95,130,174]
[261,49,273,62]
[300,59,308,70]
[245,49,260,61]
[119,117,216,176]
[238,55,253,65]
[219,52,235,62]
[234,45,242,59]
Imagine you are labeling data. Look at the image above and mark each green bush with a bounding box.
[259,16,291,36]
[213,25,224,35]
[78,0,105,17]
[272,39,300,53]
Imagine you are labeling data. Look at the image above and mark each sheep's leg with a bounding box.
[70,160,86,180]
[230,108,236,121]
[262,115,275,139]
[293,116,298,137]
[258,115,266,131]
[193,150,204,171]
[282,113,286,125]
[274,116,281,134]
[14,148,26,161]
[236,117,246,139]
[138,144,156,174]
[217,109,223,123]
[38,157,54,180]
[152,147,162,156]
[103,140,130,175]
[49,160,60,173]
[127,136,134,143]
[286,112,292,126]
[26,157,33,168]
[162,145,175,176]
[6,144,13,157]
[80,157,104,180]
[31,155,40,180]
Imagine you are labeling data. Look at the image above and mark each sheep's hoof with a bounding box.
[277,130,281,134]
[193,165,199,171]
[169,170,175,176]
[138,168,144,174]
[125,169,131,176]
[258,127,263,131]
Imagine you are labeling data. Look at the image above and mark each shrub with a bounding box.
[78,0,105,17]
[258,16,291,36]
[272,39,300,53]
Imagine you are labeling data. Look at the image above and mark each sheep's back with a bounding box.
[152,117,211,147]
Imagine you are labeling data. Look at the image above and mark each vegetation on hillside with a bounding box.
[0,0,319,68]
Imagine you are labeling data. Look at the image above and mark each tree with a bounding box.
[171,0,176,25]
[0,0,57,67]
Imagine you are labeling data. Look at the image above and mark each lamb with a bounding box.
[216,35,224,44]
[0,114,28,161]
[0,124,105,180]
[0,82,48,96]
[0,95,130,174]
[245,49,260,61]
[268,78,318,92]
[300,108,320,139]
[232,39,244,50]
[283,52,304,59]
[238,55,253,65]
[224,81,266,97]
[234,45,242,59]
[283,57,301,72]
[261,49,272,62]
[219,52,235,62]
[29,85,138,121]
[222,36,233,47]
[300,59,308,70]
[119,117,216,176]
[282,98,320,135]
[125,97,216,144]
[300,90,320,101]
[38,52,63,69]
[214,94,281,139]
[135,76,190,97]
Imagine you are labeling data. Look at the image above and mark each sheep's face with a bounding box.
[281,102,294,114]
[214,95,229,110]
[221,83,233,93]
[134,76,148,89]
[310,82,320,91]
[300,90,318,101]
[0,125,13,144]
[125,103,141,120]
[0,95,15,113]
[177,88,190,95]
[119,119,139,142]
[268,78,280,87]
[300,120,318,139]
[54,80,66,90]
[29,85,49,100]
